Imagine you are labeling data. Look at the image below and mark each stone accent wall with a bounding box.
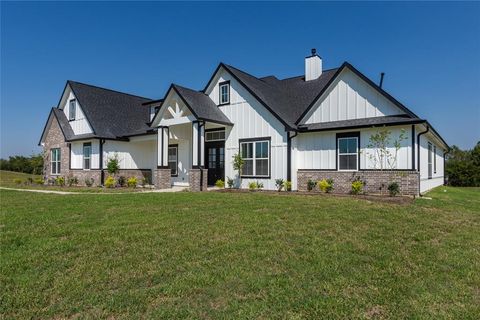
[115,169,152,184]
[297,170,419,196]
[189,169,208,192]
[154,168,172,189]
[68,170,102,186]
[43,116,70,183]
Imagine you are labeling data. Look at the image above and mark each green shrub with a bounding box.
[307,179,316,191]
[275,178,284,192]
[127,177,137,188]
[256,181,264,190]
[248,181,257,191]
[226,177,234,188]
[13,178,22,185]
[106,154,120,176]
[105,176,116,188]
[34,177,44,185]
[317,178,334,193]
[118,176,126,187]
[215,179,225,188]
[84,178,94,187]
[351,179,364,195]
[26,177,33,184]
[284,180,292,191]
[141,176,150,187]
[388,181,400,197]
[55,176,65,187]
[67,176,78,187]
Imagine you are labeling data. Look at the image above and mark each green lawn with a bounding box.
[1,185,479,319]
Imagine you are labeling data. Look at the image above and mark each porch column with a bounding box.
[155,126,171,189]
[190,121,207,191]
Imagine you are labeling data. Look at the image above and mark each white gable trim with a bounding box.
[57,84,94,135]
[150,86,196,127]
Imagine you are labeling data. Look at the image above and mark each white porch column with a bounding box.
[157,126,169,167]
[192,121,205,168]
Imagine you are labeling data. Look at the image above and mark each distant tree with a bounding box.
[445,142,480,187]
[0,153,43,174]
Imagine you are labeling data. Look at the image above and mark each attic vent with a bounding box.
[305,48,322,81]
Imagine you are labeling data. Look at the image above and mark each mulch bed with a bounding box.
[213,188,414,205]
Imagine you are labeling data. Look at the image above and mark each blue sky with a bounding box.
[1,1,479,158]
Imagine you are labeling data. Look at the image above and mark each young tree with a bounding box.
[367,128,408,170]
[232,153,244,189]
[106,154,120,177]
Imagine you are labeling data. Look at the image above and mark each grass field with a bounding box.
[1,174,479,319]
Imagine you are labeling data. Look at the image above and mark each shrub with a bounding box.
[248,181,257,191]
[127,177,137,188]
[318,179,334,193]
[118,176,126,187]
[275,178,284,192]
[34,177,44,185]
[105,176,115,188]
[388,181,400,197]
[67,176,78,187]
[13,178,22,185]
[106,154,120,176]
[141,176,151,187]
[284,180,292,191]
[84,178,94,187]
[226,177,234,189]
[55,176,65,187]
[256,181,264,190]
[215,179,225,188]
[26,177,33,184]
[307,179,316,191]
[351,179,364,195]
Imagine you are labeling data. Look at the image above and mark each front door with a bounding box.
[205,141,225,185]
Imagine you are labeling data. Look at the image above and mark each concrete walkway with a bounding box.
[0,186,186,195]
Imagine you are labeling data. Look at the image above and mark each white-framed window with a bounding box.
[428,142,433,179]
[51,148,61,175]
[338,136,358,171]
[219,81,230,105]
[205,129,225,142]
[83,142,91,170]
[240,138,270,177]
[69,99,76,121]
[168,145,178,176]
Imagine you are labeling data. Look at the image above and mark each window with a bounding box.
[219,81,230,105]
[240,138,270,177]
[69,99,76,121]
[428,142,433,179]
[434,145,437,174]
[205,129,225,141]
[338,135,358,171]
[168,145,178,176]
[51,148,61,175]
[83,143,91,170]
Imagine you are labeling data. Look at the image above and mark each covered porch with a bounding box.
[152,84,232,191]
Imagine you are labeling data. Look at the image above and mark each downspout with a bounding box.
[198,121,205,191]
[443,149,450,186]
[287,131,298,182]
[99,139,105,185]
[416,124,429,196]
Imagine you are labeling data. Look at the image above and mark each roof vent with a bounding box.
[305,48,322,81]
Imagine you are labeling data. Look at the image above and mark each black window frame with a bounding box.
[433,145,437,174]
[168,144,178,177]
[336,132,360,171]
[428,142,433,179]
[205,128,226,142]
[83,142,92,170]
[218,81,230,106]
[238,137,271,179]
[69,99,76,121]
[51,148,61,175]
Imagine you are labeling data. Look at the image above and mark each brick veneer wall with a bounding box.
[189,169,208,192]
[43,116,70,183]
[154,169,172,189]
[297,170,419,196]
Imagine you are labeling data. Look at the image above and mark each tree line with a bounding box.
[0,154,44,175]
[445,141,480,187]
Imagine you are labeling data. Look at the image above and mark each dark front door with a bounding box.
[205,141,225,185]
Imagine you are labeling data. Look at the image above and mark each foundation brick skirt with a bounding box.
[297,170,419,196]
[189,169,208,192]
[154,169,172,189]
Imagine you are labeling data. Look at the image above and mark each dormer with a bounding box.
[58,83,93,135]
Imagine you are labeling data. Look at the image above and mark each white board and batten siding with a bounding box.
[60,89,94,135]
[301,68,405,125]
[419,133,445,193]
[103,138,156,171]
[70,140,100,169]
[205,67,288,190]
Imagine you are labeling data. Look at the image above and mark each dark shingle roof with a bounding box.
[172,84,233,125]
[66,81,153,139]
[298,115,425,132]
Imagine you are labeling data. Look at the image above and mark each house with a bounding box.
[39,50,448,195]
